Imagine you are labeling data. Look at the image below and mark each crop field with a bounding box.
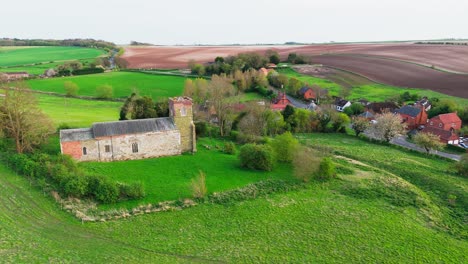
[310,54,468,99]
[1,133,467,262]
[37,94,120,127]
[82,138,293,209]
[281,67,468,106]
[0,46,105,68]
[27,72,187,100]
[0,58,96,75]
[122,44,468,73]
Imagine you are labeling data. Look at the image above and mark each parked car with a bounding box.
[459,142,467,148]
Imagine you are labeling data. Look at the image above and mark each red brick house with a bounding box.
[426,112,462,131]
[396,105,427,130]
[298,87,316,101]
[420,127,459,145]
[270,92,291,111]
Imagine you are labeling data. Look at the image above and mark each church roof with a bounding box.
[60,128,94,142]
[92,117,177,138]
[60,117,177,142]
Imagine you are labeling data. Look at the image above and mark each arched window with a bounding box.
[180,106,187,116]
[132,143,139,153]
[82,147,87,155]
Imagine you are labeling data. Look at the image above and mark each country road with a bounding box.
[391,136,461,161]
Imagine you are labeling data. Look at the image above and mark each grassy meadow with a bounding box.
[1,134,467,262]
[82,137,293,209]
[0,46,105,67]
[37,94,120,127]
[0,58,97,75]
[27,72,187,100]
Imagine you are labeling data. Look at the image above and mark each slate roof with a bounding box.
[92,117,176,138]
[60,117,177,142]
[334,98,349,107]
[397,105,421,117]
[299,87,311,95]
[359,111,375,119]
[60,128,94,142]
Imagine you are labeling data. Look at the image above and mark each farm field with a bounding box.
[281,67,468,106]
[309,54,468,99]
[27,72,187,100]
[0,46,105,68]
[122,43,468,73]
[37,94,120,127]
[1,133,467,262]
[0,58,96,75]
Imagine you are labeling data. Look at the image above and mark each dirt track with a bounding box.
[310,55,468,98]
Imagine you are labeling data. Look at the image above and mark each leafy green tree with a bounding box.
[64,81,79,97]
[428,99,457,118]
[270,132,299,163]
[351,116,370,137]
[343,103,364,116]
[131,96,157,119]
[95,84,113,99]
[413,132,444,154]
[266,50,280,64]
[331,113,351,132]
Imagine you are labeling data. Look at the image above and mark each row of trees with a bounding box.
[119,93,169,120]
[189,51,308,76]
[0,38,116,50]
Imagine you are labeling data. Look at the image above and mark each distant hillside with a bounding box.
[0,38,116,50]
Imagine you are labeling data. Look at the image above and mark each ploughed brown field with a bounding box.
[310,55,468,99]
[122,43,468,98]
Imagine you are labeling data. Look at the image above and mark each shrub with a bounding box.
[195,121,208,137]
[87,175,119,203]
[64,81,79,97]
[455,154,468,178]
[293,147,322,182]
[223,142,236,155]
[317,157,336,180]
[63,176,88,197]
[119,182,146,199]
[239,144,275,171]
[270,132,298,163]
[95,84,113,99]
[191,171,207,199]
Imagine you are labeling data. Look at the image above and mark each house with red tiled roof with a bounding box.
[270,92,291,111]
[426,112,462,131]
[298,87,316,101]
[420,127,460,145]
[396,105,427,130]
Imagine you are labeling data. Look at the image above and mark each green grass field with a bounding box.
[0,58,97,75]
[1,134,466,262]
[82,138,292,209]
[27,72,187,100]
[37,94,120,127]
[0,46,105,67]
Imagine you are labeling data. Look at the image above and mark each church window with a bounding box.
[180,106,187,116]
[105,145,111,153]
[132,143,139,153]
[83,147,87,155]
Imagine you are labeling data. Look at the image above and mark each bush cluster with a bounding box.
[3,151,145,204]
[208,180,301,204]
[239,144,275,171]
[223,142,236,155]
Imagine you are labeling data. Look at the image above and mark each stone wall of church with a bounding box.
[61,130,181,162]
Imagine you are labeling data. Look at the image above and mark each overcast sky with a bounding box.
[2,0,466,45]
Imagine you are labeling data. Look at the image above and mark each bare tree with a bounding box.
[0,83,54,153]
[369,112,406,142]
[207,75,236,136]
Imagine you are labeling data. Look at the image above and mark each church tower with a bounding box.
[169,97,196,153]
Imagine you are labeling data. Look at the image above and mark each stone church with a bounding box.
[60,97,196,162]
